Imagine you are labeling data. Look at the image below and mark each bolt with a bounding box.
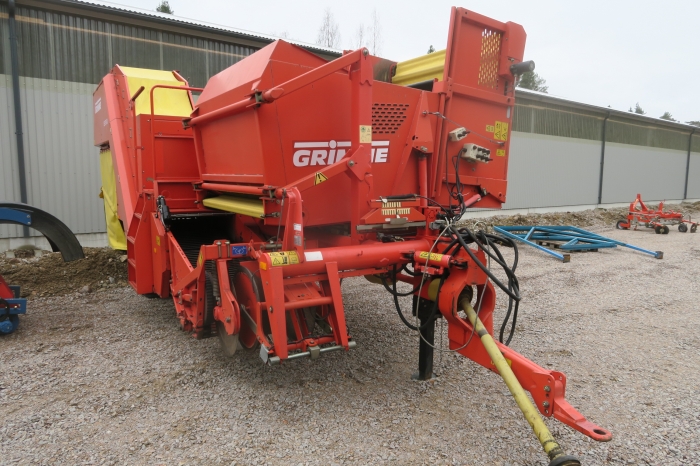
[420,146,428,152]
[226,317,231,323]
[542,401,550,408]
[269,306,273,313]
[544,385,551,392]
[362,48,368,56]
[348,161,355,167]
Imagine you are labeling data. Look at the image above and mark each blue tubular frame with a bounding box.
[493,226,663,261]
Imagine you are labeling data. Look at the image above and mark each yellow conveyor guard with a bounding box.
[392,49,446,86]
[203,196,264,218]
[99,149,128,250]
[120,66,192,117]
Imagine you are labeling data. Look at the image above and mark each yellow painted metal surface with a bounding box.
[99,149,127,250]
[392,49,446,86]
[120,66,192,117]
[203,196,264,218]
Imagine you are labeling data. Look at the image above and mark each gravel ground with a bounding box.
[1,226,699,465]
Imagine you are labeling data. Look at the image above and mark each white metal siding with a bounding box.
[502,132,600,209]
[0,75,23,238]
[686,152,700,199]
[0,75,103,237]
[601,143,687,203]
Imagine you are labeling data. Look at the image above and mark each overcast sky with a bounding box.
[109,0,698,124]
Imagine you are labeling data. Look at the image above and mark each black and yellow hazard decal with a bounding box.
[496,149,506,157]
[486,124,495,133]
[418,251,444,262]
[494,121,509,141]
[269,251,300,267]
[314,172,329,185]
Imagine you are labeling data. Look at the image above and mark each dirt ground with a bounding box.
[1,209,699,465]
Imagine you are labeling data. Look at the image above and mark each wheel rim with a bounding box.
[230,266,264,350]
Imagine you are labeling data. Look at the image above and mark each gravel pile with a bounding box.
[1,226,698,465]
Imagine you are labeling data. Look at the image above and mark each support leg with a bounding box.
[413,296,437,380]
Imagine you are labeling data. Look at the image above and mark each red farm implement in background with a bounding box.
[94,7,609,465]
[616,193,697,234]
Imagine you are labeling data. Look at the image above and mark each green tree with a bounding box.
[427,45,435,54]
[517,71,548,93]
[659,112,676,121]
[686,120,700,127]
[629,102,645,115]
[156,1,174,14]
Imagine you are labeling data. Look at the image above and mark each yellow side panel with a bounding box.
[203,196,264,218]
[99,150,128,250]
[392,49,446,86]
[120,66,192,117]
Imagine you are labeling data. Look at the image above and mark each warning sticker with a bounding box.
[494,121,509,141]
[359,125,372,143]
[269,251,300,267]
[496,149,506,157]
[314,172,329,185]
[486,124,495,133]
[418,251,444,262]
[155,236,161,246]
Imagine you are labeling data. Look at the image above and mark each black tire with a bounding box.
[616,220,629,230]
[691,224,698,233]
[678,223,688,233]
[662,226,670,234]
[654,226,663,234]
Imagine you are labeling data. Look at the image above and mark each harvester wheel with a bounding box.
[662,226,670,234]
[228,266,264,351]
[654,226,663,234]
[678,223,688,233]
[691,224,698,233]
[615,220,628,230]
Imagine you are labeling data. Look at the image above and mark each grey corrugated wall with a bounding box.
[502,132,600,209]
[0,75,102,238]
[0,3,256,240]
[601,144,687,203]
[686,152,700,199]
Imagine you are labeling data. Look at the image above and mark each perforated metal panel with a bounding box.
[477,29,501,89]
[372,103,409,134]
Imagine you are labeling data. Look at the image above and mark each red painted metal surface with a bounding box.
[93,6,611,444]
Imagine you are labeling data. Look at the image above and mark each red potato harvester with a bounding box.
[617,193,698,234]
[93,7,610,465]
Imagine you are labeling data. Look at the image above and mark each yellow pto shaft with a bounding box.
[461,299,581,466]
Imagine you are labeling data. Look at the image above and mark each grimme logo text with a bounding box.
[293,140,389,167]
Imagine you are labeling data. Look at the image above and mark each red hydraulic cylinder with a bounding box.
[259,239,433,276]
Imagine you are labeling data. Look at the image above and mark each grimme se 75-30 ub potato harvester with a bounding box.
[94,8,610,464]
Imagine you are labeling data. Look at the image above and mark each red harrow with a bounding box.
[616,194,697,234]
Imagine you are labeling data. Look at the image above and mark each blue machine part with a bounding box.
[0,207,31,226]
[493,225,663,262]
[0,296,26,334]
[0,283,27,335]
[0,314,20,334]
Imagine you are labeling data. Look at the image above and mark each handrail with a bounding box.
[185,48,366,128]
[149,84,204,116]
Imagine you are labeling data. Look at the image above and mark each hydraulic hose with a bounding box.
[460,298,581,466]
